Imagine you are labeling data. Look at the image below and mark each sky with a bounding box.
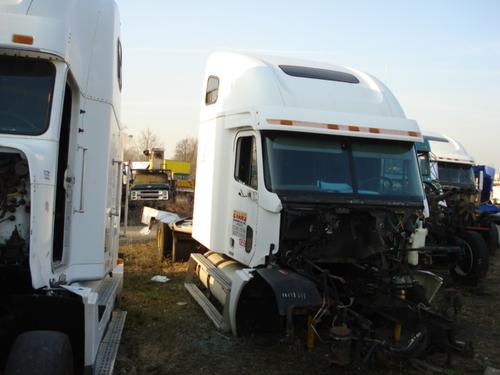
[116,0,500,168]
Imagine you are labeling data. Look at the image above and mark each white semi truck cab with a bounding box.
[425,132,476,189]
[177,52,473,366]
[0,1,125,374]
[421,132,496,280]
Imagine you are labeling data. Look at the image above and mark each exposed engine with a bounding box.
[424,181,479,236]
[277,204,472,368]
[0,152,30,267]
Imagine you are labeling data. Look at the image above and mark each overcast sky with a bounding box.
[116,0,500,168]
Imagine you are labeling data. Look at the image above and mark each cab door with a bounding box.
[229,131,259,265]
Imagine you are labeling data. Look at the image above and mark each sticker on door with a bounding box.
[232,210,247,244]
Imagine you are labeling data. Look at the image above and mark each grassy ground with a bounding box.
[115,239,500,375]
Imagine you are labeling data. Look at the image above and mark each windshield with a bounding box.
[0,56,55,135]
[263,131,424,203]
[437,162,475,187]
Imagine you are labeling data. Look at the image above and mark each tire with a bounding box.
[450,231,490,286]
[5,331,74,375]
[156,222,172,262]
[483,222,499,256]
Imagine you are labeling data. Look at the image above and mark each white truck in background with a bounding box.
[145,52,472,367]
[425,132,476,185]
[0,1,125,374]
[418,132,497,283]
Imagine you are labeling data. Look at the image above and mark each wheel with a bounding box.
[450,231,490,286]
[5,331,74,375]
[483,222,499,256]
[156,222,173,262]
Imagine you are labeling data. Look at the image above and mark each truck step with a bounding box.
[94,310,127,375]
[96,276,121,307]
[185,282,226,329]
[185,253,231,332]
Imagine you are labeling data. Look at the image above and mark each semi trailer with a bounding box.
[0,0,125,373]
[147,52,472,368]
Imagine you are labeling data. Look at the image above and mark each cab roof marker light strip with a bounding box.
[266,119,421,138]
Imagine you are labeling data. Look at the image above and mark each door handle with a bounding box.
[238,189,258,201]
[238,189,250,198]
[113,159,123,214]
[74,145,88,213]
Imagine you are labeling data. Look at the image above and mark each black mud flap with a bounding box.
[256,268,321,316]
[486,214,500,225]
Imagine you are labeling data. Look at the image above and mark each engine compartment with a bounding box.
[0,151,30,268]
[274,203,472,367]
[425,182,479,235]
[279,204,420,264]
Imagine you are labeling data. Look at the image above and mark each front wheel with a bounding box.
[5,331,74,375]
[450,231,490,286]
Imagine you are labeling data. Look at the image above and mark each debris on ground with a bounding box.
[150,275,170,283]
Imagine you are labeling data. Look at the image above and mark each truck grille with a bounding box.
[130,190,169,201]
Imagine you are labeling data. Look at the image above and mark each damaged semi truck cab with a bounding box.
[0,1,125,374]
[426,132,476,190]
[420,132,494,281]
[186,52,470,365]
[193,53,425,269]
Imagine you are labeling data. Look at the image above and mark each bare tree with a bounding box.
[123,146,142,162]
[174,136,198,174]
[123,128,164,161]
[136,128,163,155]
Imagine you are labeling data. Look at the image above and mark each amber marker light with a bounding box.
[12,34,34,45]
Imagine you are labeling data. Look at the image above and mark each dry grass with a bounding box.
[115,239,500,375]
[115,240,335,375]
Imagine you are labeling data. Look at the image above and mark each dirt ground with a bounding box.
[114,239,500,375]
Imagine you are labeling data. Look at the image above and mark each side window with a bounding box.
[117,39,123,91]
[205,76,219,105]
[417,153,430,178]
[235,136,258,190]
